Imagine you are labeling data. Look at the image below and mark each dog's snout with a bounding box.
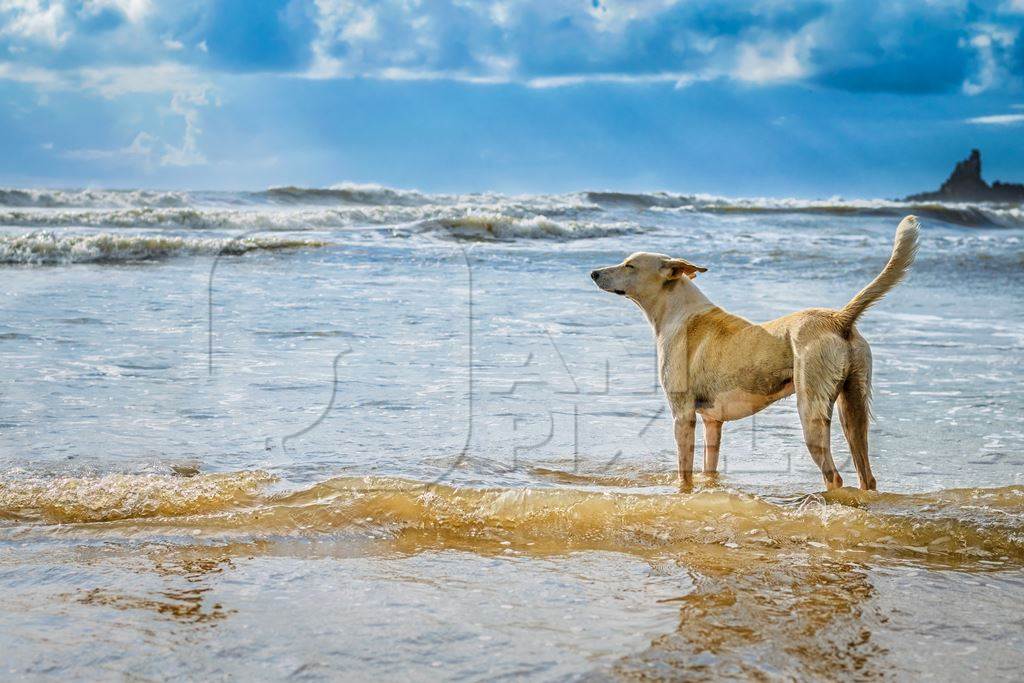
[590,270,600,280]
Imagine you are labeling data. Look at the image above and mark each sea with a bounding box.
[1,185,1023,680]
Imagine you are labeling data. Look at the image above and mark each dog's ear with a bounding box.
[662,258,708,280]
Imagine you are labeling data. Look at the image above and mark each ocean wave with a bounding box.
[583,191,1024,228]
[0,188,192,208]
[0,207,642,240]
[0,207,302,231]
[583,190,694,209]
[258,182,431,206]
[0,471,273,522]
[411,213,644,240]
[3,472,1023,566]
[3,185,1021,230]
[693,198,1023,228]
[0,206,429,231]
[0,232,329,264]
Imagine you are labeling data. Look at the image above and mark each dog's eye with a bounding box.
[624,264,635,270]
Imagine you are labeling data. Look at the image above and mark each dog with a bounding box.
[590,215,919,491]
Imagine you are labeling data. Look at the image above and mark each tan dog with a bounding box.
[591,215,920,490]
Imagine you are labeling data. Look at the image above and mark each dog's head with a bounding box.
[590,252,707,301]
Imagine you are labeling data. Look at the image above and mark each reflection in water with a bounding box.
[50,540,897,680]
[73,551,238,625]
[77,585,230,625]
[602,551,889,680]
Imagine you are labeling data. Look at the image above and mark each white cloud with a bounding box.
[304,0,829,89]
[527,72,702,89]
[339,6,376,41]
[0,0,68,46]
[0,60,212,100]
[159,89,207,166]
[962,24,1018,95]
[0,0,1020,97]
[63,130,158,161]
[965,113,1024,125]
[585,0,678,33]
[0,60,214,168]
[65,122,207,168]
[0,59,61,83]
[77,62,209,98]
[78,0,150,24]
[733,36,809,83]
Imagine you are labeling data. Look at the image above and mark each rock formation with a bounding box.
[905,149,1024,202]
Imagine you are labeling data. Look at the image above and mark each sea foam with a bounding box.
[0,232,328,264]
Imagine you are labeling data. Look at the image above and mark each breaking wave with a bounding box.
[0,188,192,208]
[583,191,1024,228]
[0,208,322,231]
[0,232,328,264]
[3,472,1023,567]
[258,182,431,206]
[3,184,1020,230]
[411,213,644,240]
[0,471,273,522]
[0,207,643,241]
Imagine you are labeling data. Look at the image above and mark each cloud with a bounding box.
[0,0,68,46]
[302,0,1023,94]
[733,35,810,83]
[77,62,208,98]
[962,23,1019,95]
[0,59,60,83]
[78,0,150,24]
[526,72,701,89]
[0,0,1021,96]
[306,1,821,87]
[63,130,158,161]
[159,88,207,165]
[0,60,215,167]
[965,112,1024,124]
[202,0,315,72]
[63,117,208,168]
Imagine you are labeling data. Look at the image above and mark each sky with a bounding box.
[1,0,1023,197]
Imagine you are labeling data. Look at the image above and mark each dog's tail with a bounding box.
[833,215,920,332]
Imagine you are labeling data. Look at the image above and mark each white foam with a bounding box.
[0,232,328,264]
[0,188,191,208]
[1,185,1020,233]
[411,213,643,240]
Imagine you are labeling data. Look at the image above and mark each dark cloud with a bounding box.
[201,0,316,72]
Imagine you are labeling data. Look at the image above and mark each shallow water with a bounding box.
[1,186,1023,680]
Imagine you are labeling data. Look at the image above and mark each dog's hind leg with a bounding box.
[702,417,722,474]
[794,346,846,490]
[838,338,875,490]
[797,394,842,490]
[838,385,874,490]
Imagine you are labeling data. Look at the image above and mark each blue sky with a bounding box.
[1,0,1023,196]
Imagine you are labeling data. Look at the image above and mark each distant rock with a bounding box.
[906,149,1024,202]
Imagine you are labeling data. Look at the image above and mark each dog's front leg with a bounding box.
[702,417,722,473]
[673,407,697,488]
